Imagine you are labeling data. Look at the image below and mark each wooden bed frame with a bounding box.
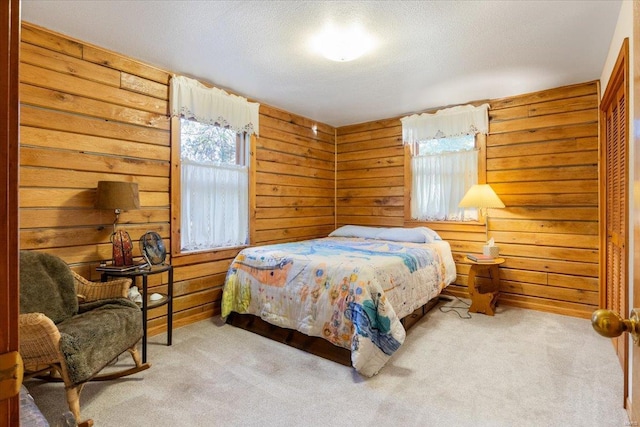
[225,295,445,367]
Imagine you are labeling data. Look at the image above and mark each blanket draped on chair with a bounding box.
[19,251,143,386]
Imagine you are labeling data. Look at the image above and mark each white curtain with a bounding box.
[181,159,249,250]
[402,103,487,221]
[170,75,260,136]
[411,149,478,221]
[171,74,255,251]
[401,103,489,143]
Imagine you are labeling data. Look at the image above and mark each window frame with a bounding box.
[170,116,256,260]
[403,132,487,225]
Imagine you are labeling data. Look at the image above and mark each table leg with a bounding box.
[167,266,173,346]
[489,264,501,297]
[141,275,148,363]
[468,264,499,316]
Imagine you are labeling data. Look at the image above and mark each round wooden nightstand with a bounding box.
[466,257,504,316]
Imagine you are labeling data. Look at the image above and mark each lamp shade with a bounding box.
[96,181,140,210]
[458,184,505,209]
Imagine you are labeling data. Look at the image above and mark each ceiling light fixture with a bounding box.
[311,23,374,62]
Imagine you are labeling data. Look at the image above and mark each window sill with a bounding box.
[405,219,485,226]
[170,245,248,266]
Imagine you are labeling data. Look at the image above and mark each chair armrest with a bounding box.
[19,313,62,367]
[72,271,131,302]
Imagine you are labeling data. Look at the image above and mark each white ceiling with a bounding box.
[21,0,622,127]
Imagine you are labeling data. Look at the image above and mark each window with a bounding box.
[410,135,478,221]
[170,75,259,254]
[401,104,489,222]
[180,119,249,251]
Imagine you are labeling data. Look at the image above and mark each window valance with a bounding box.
[400,103,489,144]
[170,75,260,136]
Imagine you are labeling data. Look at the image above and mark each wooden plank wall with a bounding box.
[19,23,335,335]
[254,106,335,244]
[336,82,599,318]
[336,118,406,226]
[20,21,599,325]
[19,23,173,334]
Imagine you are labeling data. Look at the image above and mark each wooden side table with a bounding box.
[467,257,504,316]
[99,264,173,363]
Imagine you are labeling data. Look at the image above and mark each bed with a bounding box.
[221,225,457,377]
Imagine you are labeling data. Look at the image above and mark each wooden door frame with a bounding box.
[599,37,630,308]
[630,1,640,423]
[0,0,21,425]
[599,37,630,404]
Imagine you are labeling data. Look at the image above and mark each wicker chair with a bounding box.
[19,251,150,426]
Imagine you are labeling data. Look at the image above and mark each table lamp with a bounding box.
[96,181,140,266]
[96,181,140,233]
[458,184,505,247]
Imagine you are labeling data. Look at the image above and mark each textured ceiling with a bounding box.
[21,0,622,127]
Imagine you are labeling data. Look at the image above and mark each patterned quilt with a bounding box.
[221,237,455,376]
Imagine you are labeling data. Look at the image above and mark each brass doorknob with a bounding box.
[591,308,640,344]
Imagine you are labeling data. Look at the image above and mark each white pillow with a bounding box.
[329,225,442,243]
[415,226,442,242]
[376,227,442,243]
[329,225,382,239]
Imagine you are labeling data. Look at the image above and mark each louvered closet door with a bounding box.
[604,82,627,368]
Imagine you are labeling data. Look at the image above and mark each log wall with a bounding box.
[19,23,335,335]
[336,82,600,318]
[20,21,600,324]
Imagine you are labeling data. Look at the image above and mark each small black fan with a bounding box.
[140,231,166,266]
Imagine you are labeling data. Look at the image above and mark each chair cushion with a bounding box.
[20,251,78,324]
[57,298,143,386]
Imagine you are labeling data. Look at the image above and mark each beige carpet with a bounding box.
[25,297,629,426]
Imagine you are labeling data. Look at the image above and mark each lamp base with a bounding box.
[111,230,134,266]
